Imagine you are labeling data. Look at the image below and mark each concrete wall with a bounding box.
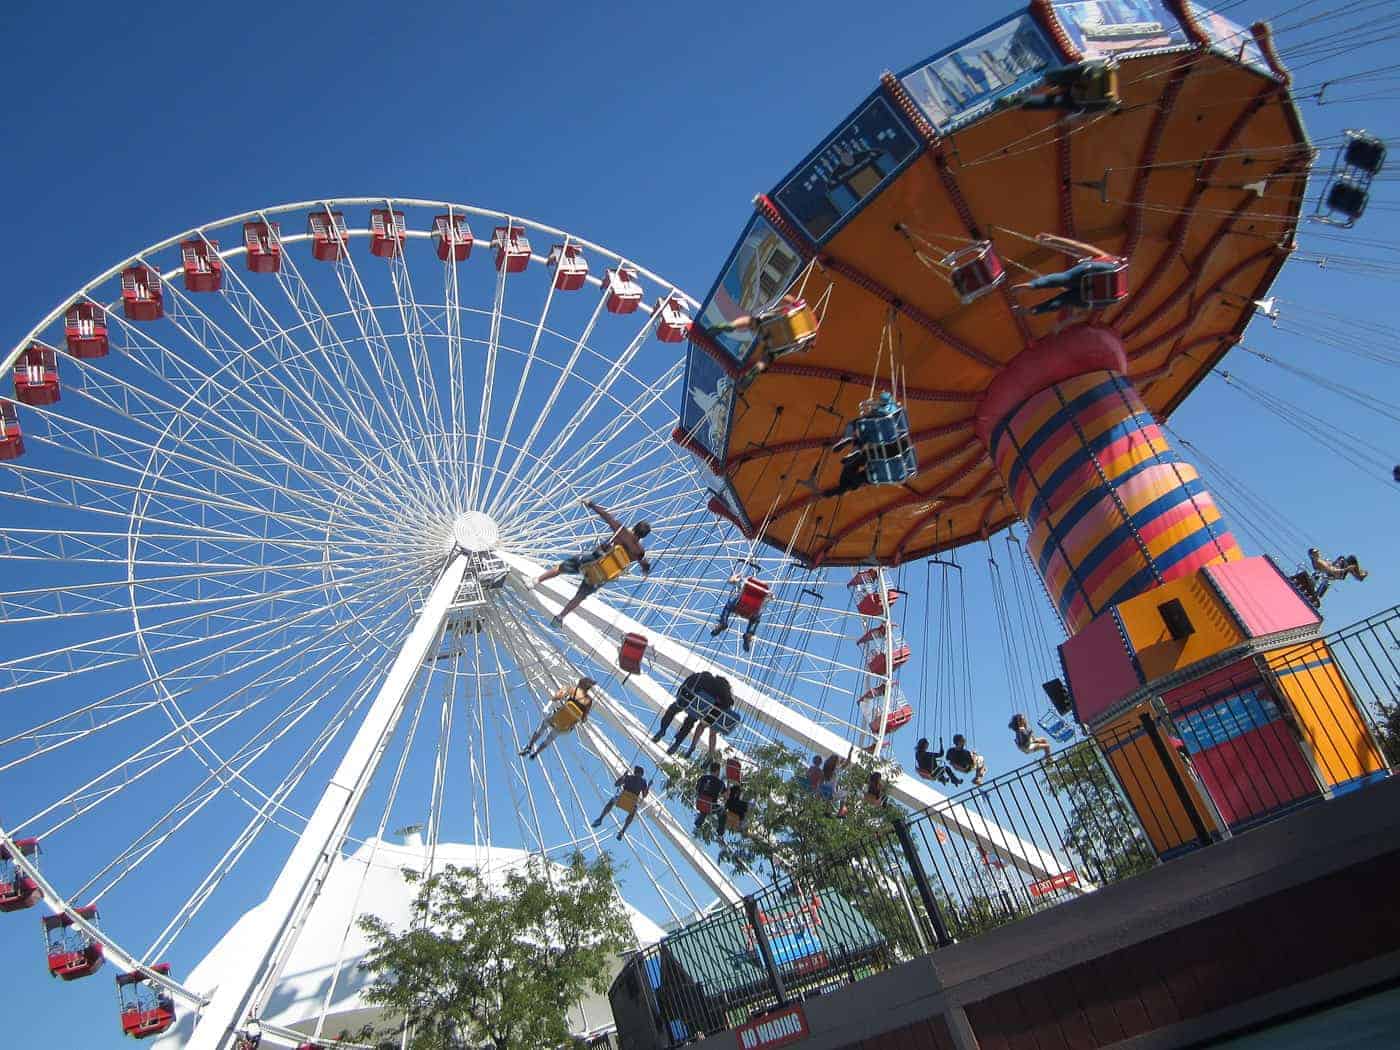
[679,775,1400,1049]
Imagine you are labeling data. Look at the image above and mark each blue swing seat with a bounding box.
[851,393,918,484]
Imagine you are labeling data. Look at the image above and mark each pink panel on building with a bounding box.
[1191,723,1317,826]
[1060,612,1141,723]
[1205,557,1320,638]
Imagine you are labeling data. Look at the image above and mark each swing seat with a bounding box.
[724,809,746,831]
[945,241,1005,304]
[756,298,818,355]
[616,790,641,815]
[1037,710,1076,743]
[581,545,632,587]
[853,397,917,484]
[1069,61,1120,108]
[863,791,884,806]
[724,756,742,781]
[618,632,647,673]
[868,702,914,734]
[1078,260,1129,308]
[1325,176,1369,224]
[549,700,585,732]
[1344,131,1386,175]
[679,683,741,734]
[696,795,716,815]
[732,577,769,620]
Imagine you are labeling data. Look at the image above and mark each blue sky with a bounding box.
[2,0,1397,1045]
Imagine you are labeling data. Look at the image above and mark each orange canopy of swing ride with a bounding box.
[674,1,1309,568]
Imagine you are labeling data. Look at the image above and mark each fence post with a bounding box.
[743,895,789,1006]
[893,817,953,948]
[1139,712,1214,849]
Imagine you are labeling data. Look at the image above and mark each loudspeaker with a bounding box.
[1041,678,1073,716]
[1158,598,1195,640]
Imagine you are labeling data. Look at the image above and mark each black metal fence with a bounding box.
[609,608,1399,1050]
[611,737,1156,1047]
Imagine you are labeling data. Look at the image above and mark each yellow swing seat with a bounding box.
[616,790,641,814]
[549,700,585,732]
[581,545,632,587]
[755,300,818,356]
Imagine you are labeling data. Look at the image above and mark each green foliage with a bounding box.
[1043,742,1156,882]
[1373,697,1400,767]
[659,742,901,878]
[357,852,633,1050]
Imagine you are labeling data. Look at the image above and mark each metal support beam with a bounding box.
[500,551,1064,881]
[185,553,472,1050]
[489,601,744,906]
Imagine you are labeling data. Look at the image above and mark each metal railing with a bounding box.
[609,608,1399,1049]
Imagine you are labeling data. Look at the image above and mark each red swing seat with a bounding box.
[946,241,1006,304]
[732,577,769,620]
[1079,258,1128,307]
[618,632,647,673]
[724,756,742,782]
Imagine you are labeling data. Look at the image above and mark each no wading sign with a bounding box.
[735,1002,809,1048]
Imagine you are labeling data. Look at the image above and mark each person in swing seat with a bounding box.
[1012,58,1120,116]
[1012,233,1126,315]
[592,765,650,840]
[708,293,817,393]
[1009,713,1053,761]
[518,677,597,759]
[1309,547,1368,582]
[944,734,987,786]
[693,762,725,833]
[710,574,762,652]
[534,498,652,624]
[915,737,962,785]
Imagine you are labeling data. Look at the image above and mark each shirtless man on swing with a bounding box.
[534,499,652,624]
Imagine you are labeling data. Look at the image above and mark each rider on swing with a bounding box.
[535,499,652,624]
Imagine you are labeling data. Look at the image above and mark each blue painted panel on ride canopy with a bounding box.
[772,95,920,243]
[1188,3,1269,74]
[679,344,735,464]
[696,215,806,363]
[898,13,1058,132]
[1051,1,1187,57]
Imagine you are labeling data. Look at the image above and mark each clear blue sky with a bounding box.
[2,0,1396,1045]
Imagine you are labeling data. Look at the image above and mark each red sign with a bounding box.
[1028,870,1080,898]
[736,1003,809,1049]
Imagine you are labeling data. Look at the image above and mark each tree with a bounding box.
[661,742,901,879]
[357,852,634,1050]
[1043,742,1156,883]
[1372,697,1400,767]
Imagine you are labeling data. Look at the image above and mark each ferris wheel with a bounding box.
[0,199,1057,1048]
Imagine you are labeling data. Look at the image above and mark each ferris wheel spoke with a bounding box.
[486,294,607,510]
[141,651,396,968]
[325,222,450,510]
[149,259,396,486]
[264,230,438,485]
[0,553,386,625]
[512,357,686,503]
[503,325,666,507]
[483,237,572,503]
[0,560,409,695]
[214,247,413,485]
[70,638,384,906]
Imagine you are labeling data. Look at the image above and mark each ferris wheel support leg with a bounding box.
[500,551,1068,883]
[185,553,472,1050]
[489,605,744,906]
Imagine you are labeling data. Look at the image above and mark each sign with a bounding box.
[736,1003,810,1049]
[773,96,919,242]
[1051,1,1186,57]
[899,14,1058,132]
[1028,870,1081,898]
[698,215,806,362]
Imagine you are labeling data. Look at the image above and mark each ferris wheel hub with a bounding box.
[453,511,501,553]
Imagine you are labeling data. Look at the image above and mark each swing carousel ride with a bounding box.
[0,1,1396,1047]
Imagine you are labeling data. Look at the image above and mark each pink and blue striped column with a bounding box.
[976,326,1242,634]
